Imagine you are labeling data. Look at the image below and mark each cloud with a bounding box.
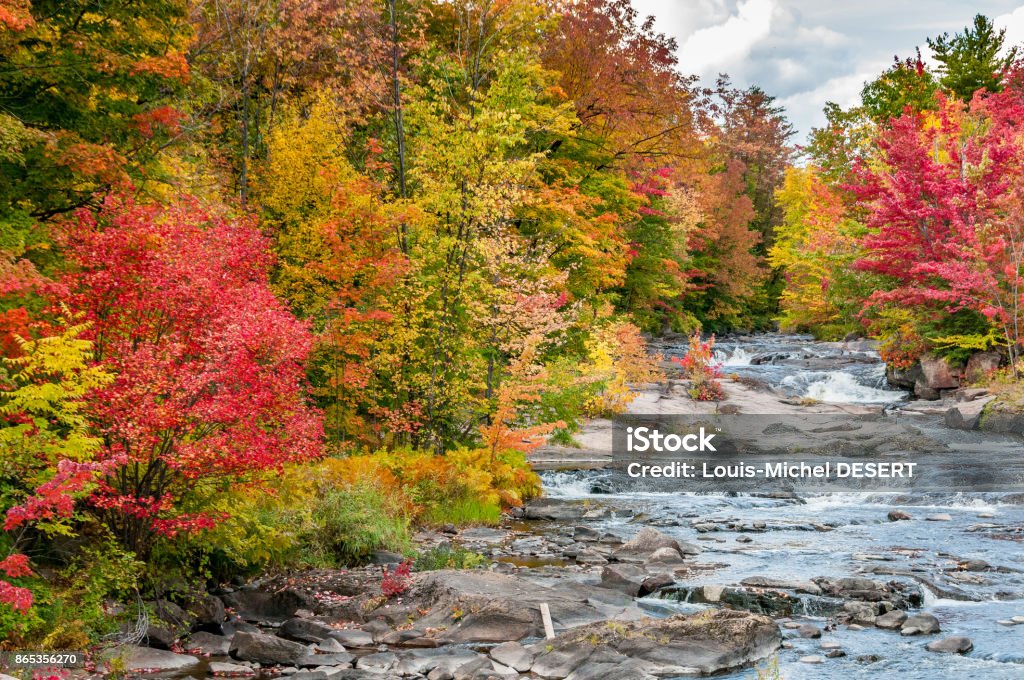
[995,5,1024,51]
[676,0,776,76]
[777,66,883,138]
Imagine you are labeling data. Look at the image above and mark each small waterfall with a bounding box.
[714,346,754,366]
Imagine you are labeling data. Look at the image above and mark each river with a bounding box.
[537,334,1024,679]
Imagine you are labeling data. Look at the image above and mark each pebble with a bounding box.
[1013,616,1024,624]
[799,655,825,664]
[736,536,753,543]
[825,649,847,658]
[798,624,823,639]
[821,642,843,650]
[783,622,802,629]
[847,624,866,631]
[926,514,953,521]
[888,510,911,521]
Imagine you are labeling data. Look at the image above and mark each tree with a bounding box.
[861,50,939,123]
[928,14,1017,100]
[5,194,323,558]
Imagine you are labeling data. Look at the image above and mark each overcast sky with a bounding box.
[629,0,1024,143]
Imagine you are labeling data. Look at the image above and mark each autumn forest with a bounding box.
[1,0,1023,651]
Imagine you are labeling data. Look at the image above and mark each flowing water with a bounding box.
[538,334,1024,679]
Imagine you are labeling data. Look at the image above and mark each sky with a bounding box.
[629,0,1024,142]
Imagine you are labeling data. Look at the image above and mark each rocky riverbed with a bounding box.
[12,334,1023,680]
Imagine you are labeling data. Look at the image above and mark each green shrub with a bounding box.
[414,545,488,571]
[304,484,412,564]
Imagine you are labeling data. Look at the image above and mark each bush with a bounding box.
[304,484,411,565]
[673,333,724,401]
[415,545,488,571]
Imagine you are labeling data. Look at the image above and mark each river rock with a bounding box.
[529,609,779,677]
[875,610,907,629]
[146,599,192,648]
[354,651,397,672]
[740,576,822,595]
[402,570,609,643]
[600,564,671,597]
[328,629,373,647]
[798,624,822,639]
[230,631,309,665]
[524,499,585,521]
[281,618,338,643]
[574,526,602,541]
[926,636,973,654]
[187,592,227,628]
[901,613,941,635]
[613,527,699,561]
[209,662,257,676]
[799,655,824,664]
[926,514,952,521]
[945,396,994,430]
[489,641,535,672]
[645,546,686,565]
[115,647,201,672]
[295,652,354,668]
[223,587,311,624]
[825,649,846,658]
[887,510,912,521]
[186,631,232,655]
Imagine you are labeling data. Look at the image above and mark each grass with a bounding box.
[422,494,501,526]
[414,545,488,571]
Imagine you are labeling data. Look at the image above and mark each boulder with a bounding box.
[295,653,354,668]
[887,510,912,521]
[613,527,698,561]
[874,610,907,630]
[524,499,585,521]
[529,609,780,677]
[797,624,822,639]
[185,631,232,656]
[113,647,201,672]
[926,636,973,654]
[901,613,941,636]
[645,546,685,566]
[600,564,649,597]
[280,618,338,643]
[945,397,994,430]
[887,362,923,390]
[230,631,309,665]
[401,570,609,644]
[328,629,374,648]
[354,651,398,672]
[146,599,192,648]
[223,587,312,624]
[739,577,822,595]
[209,662,257,676]
[186,592,227,629]
[920,355,960,390]
[489,641,535,672]
[964,351,1000,382]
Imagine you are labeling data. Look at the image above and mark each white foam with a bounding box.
[799,372,902,404]
[714,346,754,366]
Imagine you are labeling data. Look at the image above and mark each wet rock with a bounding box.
[394,649,479,676]
[613,527,699,562]
[314,639,347,654]
[115,647,201,672]
[524,499,585,521]
[926,636,973,654]
[489,641,535,672]
[847,624,865,631]
[736,536,753,544]
[645,546,686,566]
[842,602,877,626]
[926,514,952,521]
[874,610,907,630]
[230,631,309,665]
[576,549,609,566]
[280,618,337,642]
[573,526,601,541]
[1013,616,1024,623]
[740,576,822,595]
[185,631,232,655]
[957,559,990,572]
[187,592,227,629]
[209,662,257,676]
[370,550,404,565]
[797,624,822,639]
[600,564,671,597]
[825,649,847,658]
[529,609,780,677]
[901,613,941,636]
[887,510,912,521]
[799,655,824,664]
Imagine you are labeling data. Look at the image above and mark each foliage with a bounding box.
[928,14,1017,100]
[673,333,725,401]
[415,545,488,571]
[380,560,412,597]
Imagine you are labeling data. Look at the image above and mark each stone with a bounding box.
[230,631,310,665]
[531,609,780,677]
[739,576,822,595]
[797,624,822,639]
[847,624,865,631]
[187,592,227,628]
[926,636,973,654]
[920,355,960,390]
[901,613,941,636]
[186,631,232,656]
[644,546,685,565]
[640,572,675,594]
[489,641,535,672]
[573,526,601,541]
[295,653,354,668]
[209,662,257,676]
[314,639,347,654]
[223,588,311,624]
[146,599,192,648]
[887,510,912,521]
[875,610,907,630]
[599,564,648,597]
[524,499,585,521]
[799,655,824,664]
[736,536,753,544]
[613,527,698,561]
[115,647,201,672]
[281,618,338,643]
[370,550,404,565]
[825,649,846,658]
[328,629,374,647]
[945,396,994,430]
[965,351,1001,382]
[926,514,952,522]
[1013,616,1024,623]
[354,651,397,672]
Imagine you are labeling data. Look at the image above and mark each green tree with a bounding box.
[927,14,1017,100]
